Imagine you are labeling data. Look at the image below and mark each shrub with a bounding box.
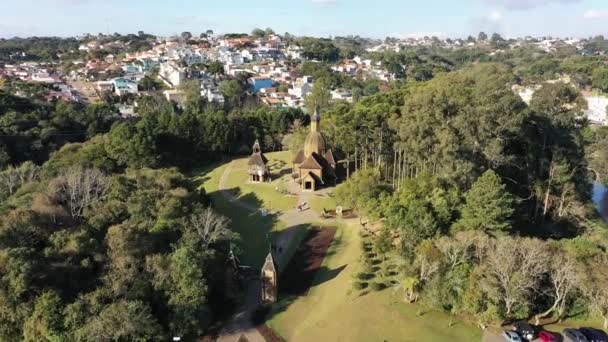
[357,272,374,280]
[370,282,385,291]
[353,281,368,290]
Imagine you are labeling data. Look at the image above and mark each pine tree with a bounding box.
[453,170,514,232]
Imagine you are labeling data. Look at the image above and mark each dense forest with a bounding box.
[0,78,305,339]
[331,63,608,327]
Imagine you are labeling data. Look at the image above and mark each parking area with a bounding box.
[482,330,553,342]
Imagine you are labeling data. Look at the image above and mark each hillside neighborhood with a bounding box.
[1,32,607,124]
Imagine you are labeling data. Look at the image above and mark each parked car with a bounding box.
[579,328,608,342]
[512,321,536,341]
[502,331,523,342]
[539,330,560,342]
[564,328,590,342]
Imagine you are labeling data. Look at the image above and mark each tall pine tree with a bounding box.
[452,170,514,232]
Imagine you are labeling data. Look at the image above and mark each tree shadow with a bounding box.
[206,187,280,269]
[277,227,338,297]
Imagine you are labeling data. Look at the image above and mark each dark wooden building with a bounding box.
[247,139,270,183]
[260,252,277,303]
[292,110,336,191]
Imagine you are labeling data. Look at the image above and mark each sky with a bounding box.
[0,0,607,39]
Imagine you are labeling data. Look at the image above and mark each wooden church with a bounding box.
[292,110,336,191]
[247,139,270,183]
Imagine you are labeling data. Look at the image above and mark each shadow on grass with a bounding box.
[206,187,281,269]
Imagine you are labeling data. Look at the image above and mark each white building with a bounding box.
[159,62,186,88]
[288,76,314,99]
[331,89,354,102]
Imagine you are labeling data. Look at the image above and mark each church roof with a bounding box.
[261,252,277,274]
[304,131,326,157]
[303,171,324,184]
[311,108,320,122]
[299,153,323,170]
[248,152,268,167]
[293,150,305,164]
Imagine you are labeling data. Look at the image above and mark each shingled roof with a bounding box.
[303,171,324,185]
[248,153,268,167]
[293,150,305,164]
[299,153,323,170]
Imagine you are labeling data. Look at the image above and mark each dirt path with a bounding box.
[218,162,258,212]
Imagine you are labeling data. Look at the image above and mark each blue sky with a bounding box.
[0,0,607,38]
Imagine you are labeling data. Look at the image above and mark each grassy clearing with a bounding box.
[223,151,298,213]
[267,222,482,342]
[196,159,287,268]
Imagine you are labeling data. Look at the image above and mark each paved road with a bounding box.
[482,329,547,342]
[216,163,329,342]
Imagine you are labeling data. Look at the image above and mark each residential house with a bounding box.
[112,77,139,96]
[159,62,186,88]
[288,76,314,98]
[331,89,354,103]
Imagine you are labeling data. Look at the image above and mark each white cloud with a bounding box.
[583,9,608,19]
[482,0,582,10]
[489,10,503,21]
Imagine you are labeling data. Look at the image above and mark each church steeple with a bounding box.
[310,108,320,133]
[252,139,261,154]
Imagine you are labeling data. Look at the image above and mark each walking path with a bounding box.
[216,163,329,342]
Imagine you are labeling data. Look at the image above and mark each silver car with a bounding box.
[502,331,523,342]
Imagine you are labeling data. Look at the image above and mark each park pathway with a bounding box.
[216,163,329,342]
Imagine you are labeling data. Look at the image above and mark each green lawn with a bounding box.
[195,160,287,268]
[267,222,482,342]
[223,151,298,213]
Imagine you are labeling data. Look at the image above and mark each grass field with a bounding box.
[267,222,482,342]
[195,159,287,268]
[223,151,299,213]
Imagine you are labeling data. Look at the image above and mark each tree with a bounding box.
[533,251,579,324]
[22,291,64,342]
[181,31,192,40]
[491,33,504,43]
[251,28,266,37]
[592,67,608,93]
[581,256,608,329]
[48,167,110,219]
[480,237,548,318]
[206,61,225,76]
[304,78,331,111]
[76,301,165,341]
[186,207,236,248]
[219,80,246,108]
[401,276,420,302]
[478,32,488,41]
[452,170,514,232]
